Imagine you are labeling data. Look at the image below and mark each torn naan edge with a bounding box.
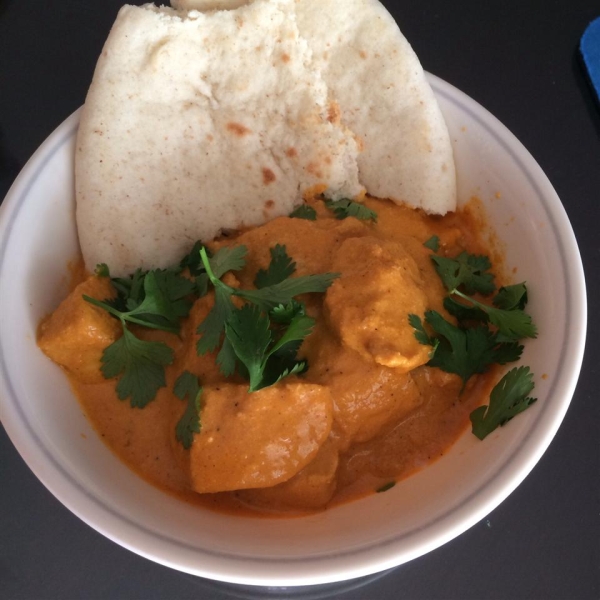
[76,0,362,276]
[172,0,457,215]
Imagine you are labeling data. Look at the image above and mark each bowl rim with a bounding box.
[0,73,587,587]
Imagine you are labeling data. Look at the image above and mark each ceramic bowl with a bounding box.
[0,74,586,586]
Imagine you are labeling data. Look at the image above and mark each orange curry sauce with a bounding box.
[38,197,502,516]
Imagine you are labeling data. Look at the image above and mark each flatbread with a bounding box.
[76,1,362,276]
[172,0,457,214]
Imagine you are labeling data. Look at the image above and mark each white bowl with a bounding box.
[0,75,586,586]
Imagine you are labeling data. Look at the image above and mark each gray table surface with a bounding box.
[1,1,599,598]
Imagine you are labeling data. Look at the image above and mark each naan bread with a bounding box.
[172,0,456,214]
[76,1,362,276]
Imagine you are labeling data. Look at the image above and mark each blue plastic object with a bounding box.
[581,17,600,104]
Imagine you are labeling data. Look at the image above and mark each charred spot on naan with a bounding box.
[226,121,252,136]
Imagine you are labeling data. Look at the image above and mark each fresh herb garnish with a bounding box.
[451,288,537,341]
[325,198,378,222]
[493,283,528,311]
[376,481,396,493]
[254,244,296,288]
[289,205,317,220]
[174,371,203,449]
[95,263,110,277]
[83,267,195,406]
[85,269,195,333]
[269,300,306,324]
[196,246,338,388]
[225,304,313,391]
[431,251,496,295]
[179,243,247,297]
[411,311,523,387]
[100,326,174,408]
[443,296,488,323]
[423,235,440,252]
[410,249,538,439]
[470,366,537,440]
[408,313,439,356]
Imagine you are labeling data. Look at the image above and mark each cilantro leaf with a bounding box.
[83,265,196,406]
[225,305,273,391]
[423,235,440,252]
[101,327,173,408]
[262,311,313,386]
[443,296,488,323]
[431,251,496,295]
[196,246,335,384]
[376,481,396,493]
[269,300,306,324]
[84,268,194,334]
[470,366,537,440]
[194,273,209,297]
[424,311,501,386]
[452,289,537,341]
[195,247,245,354]
[492,341,524,364]
[174,371,202,449]
[179,241,204,276]
[224,305,314,391]
[254,245,296,289]
[209,245,247,279]
[215,336,238,377]
[408,313,436,346]
[268,312,314,356]
[107,268,146,313]
[95,263,110,277]
[236,272,339,310]
[196,284,236,354]
[127,270,195,327]
[325,198,377,222]
[289,205,317,220]
[493,283,528,310]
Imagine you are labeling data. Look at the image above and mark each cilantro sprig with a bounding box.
[196,246,338,365]
[101,327,174,408]
[84,267,195,407]
[325,198,378,222]
[411,247,539,439]
[254,244,296,288]
[423,235,440,252]
[409,312,522,387]
[196,245,337,389]
[431,251,496,295]
[225,304,313,391]
[85,269,195,334]
[86,241,335,414]
[289,205,317,220]
[451,288,537,341]
[470,366,537,440]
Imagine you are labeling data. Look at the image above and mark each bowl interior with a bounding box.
[0,75,586,586]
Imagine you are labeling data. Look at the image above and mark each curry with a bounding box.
[38,197,501,516]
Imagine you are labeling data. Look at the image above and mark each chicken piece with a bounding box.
[38,276,121,383]
[237,436,340,511]
[324,236,431,372]
[187,380,333,493]
[305,332,424,446]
